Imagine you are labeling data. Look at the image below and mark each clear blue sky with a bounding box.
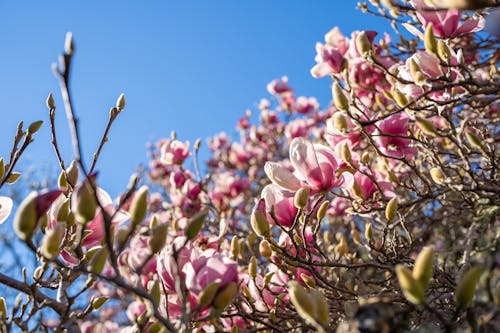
[0,1,387,197]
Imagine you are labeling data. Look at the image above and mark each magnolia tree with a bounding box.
[0,0,499,332]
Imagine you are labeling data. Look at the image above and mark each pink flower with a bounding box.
[311,43,345,78]
[324,27,349,55]
[0,196,13,224]
[161,140,190,165]
[261,184,298,228]
[375,113,417,159]
[406,0,484,38]
[267,76,293,95]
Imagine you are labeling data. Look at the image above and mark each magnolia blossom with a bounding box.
[266,137,352,193]
[375,113,417,159]
[405,0,484,38]
[0,196,13,224]
[161,140,190,165]
[261,184,298,228]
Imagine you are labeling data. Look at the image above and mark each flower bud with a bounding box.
[331,112,348,132]
[27,120,43,135]
[116,93,126,111]
[416,117,436,136]
[64,32,74,56]
[385,197,398,222]
[185,209,208,240]
[6,172,21,184]
[150,280,161,307]
[91,296,109,310]
[317,200,329,221]
[46,93,55,110]
[288,281,316,324]
[294,187,309,210]
[259,239,272,258]
[332,83,349,111]
[465,129,483,151]
[351,229,361,245]
[213,281,238,310]
[230,236,240,259]
[395,265,425,305]
[412,246,434,289]
[424,23,438,55]
[341,142,352,165]
[430,167,445,184]
[309,288,329,328]
[73,178,97,224]
[0,158,4,180]
[437,40,451,60]
[66,160,79,186]
[148,224,168,253]
[300,273,316,289]
[87,247,108,274]
[334,235,348,256]
[130,186,149,225]
[40,223,65,260]
[364,223,373,242]
[356,31,372,56]
[0,297,6,319]
[392,88,409,107]
[251,199,270,238]
[14,190,62,241]
[198,280,221,308]
[455,266,482,310]
[249,256,257,279]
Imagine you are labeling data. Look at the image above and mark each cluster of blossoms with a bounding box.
[0,1,498,332]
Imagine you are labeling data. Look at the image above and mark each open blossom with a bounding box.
[265,137,352,193]
[161,140,190,165]
[311,43,345,78]
[0,196,13,224]
[405,0,484,38]
[375,113,417,159]
[261,184,298,228]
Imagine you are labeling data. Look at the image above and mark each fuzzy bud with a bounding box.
[259,239,272,258]
[455,266,482,310]
[46,93,55,110]
[251,199,270,238]
[198,280,221,308]
[66,160,79,186]
[385,197,398,222]
[316,200,329,221]
[40,223,65,260]
[116,93,126,111]
[213,281,238,310]
[332,83,349,111]
[91,296,109,310]
[0,297,6,319]
[465,129,483,151]
[87,247,108,274]
[64,32,74,56]
[249,256,257,279]
[148,224,168,253]
[73,178,97,224]
[300,273,316,288]
[437,40,451,60]
[356,31,372,56]
[341,142,352,165]
[185,209,208,240]
[230,236,240,259]
[424,23,438,55]
[416,117,436,136]
[331,112,348,132]
[395,265,425,305]
[294,187,309,210]
[412,246,434,289]
[365,222,373,242]
[27,121,43,135]
[130,186,149,225]
[430,167,445,185]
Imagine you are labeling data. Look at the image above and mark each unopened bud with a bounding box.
[116,93,126,111]
[294,187,310,210]
[412,246,434,289]
[0,158,4,179]
[455,266,482,310]
[361,152,371,164]
[64,32,74,56]
[73,179,97,224]
[430,167,445,184]
[465,129,483,151]
[395,265,425,305]
[317,200,329,221]
[424,23,438,55]
[150,280,161,306]
[259,239,272,258]
[351,180,362,198]
[335,235,348,256]
[0,298,5,319]
[385,197,398,222]
[198,280,221,308]
[148,224,168,253]
[365,222,373,241]
[91,296,109,310]
[416,117,436,136]
[87,247,108,274]
[356,31,372,56]
[341,142,352,164]
[40,223,65,260]
[251,199,270,238]
[46,93,55,110]
[392,88,409,107]
[331,112,348,132]
[288,281,316,324]
[351,229,361,244]
[332,83,349,111]
[309,288,329,327]
[185,210,208,240]
[437,40,451,60]
[213,281,238,309]
[6,172,21,184]
[130,186,149,225]
[28,120,43,135]
[249,256,257,279]
[230,236,240,259]
[66,160,79,186]
[300,273,316,288]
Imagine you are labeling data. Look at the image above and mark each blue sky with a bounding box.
[0,1,387,197]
